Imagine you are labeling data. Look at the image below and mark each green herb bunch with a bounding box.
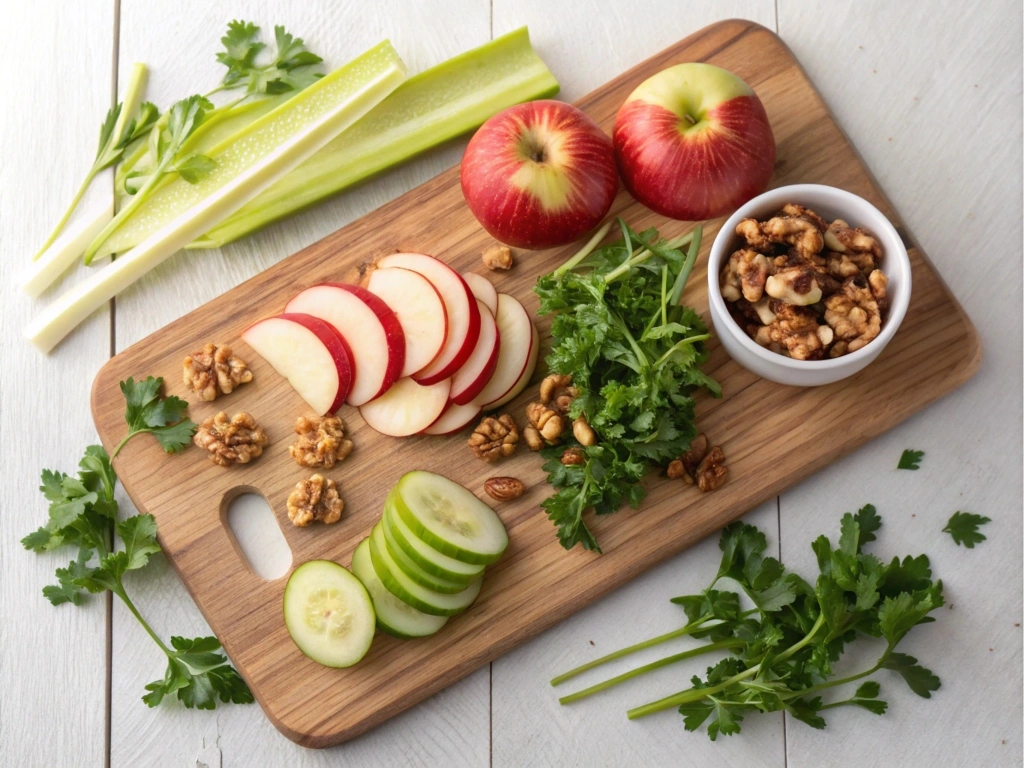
[553,505,944,740]
[533,220,720,552]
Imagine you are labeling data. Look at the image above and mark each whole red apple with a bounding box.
[461,100,618,250]
[613,63,775,221]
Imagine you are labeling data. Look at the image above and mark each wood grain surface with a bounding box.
[89,19,980,748]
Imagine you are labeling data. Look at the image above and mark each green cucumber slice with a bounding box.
[283,560,375,668]
[383,497,485,582]
[350,538,447,639]
[368,524,482,616]
[393,471,508,565]
[380,512,473,594]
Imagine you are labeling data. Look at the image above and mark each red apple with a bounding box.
[613,63,775,221]
[460,100,618,250]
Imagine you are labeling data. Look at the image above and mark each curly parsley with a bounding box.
[533,220,720,552]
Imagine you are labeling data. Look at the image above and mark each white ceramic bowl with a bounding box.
[707,184,911,387]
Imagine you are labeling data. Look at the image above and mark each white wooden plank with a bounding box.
[487,3,783,765]
[776,1,1023,766]
[109,1,491,764]
[0,1,115,766]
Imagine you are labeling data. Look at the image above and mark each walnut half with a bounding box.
[468,415,519,461]
[289,415,352,469]
[193,412,268,466]
[183,343,252,401]
[287,474,344,526]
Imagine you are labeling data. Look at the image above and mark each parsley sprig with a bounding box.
[113,376,196,458]
[215,21,324,97]
[553,505,944,740]
[897,449,924,470]
[21,381,249,710]
[533,220,720,552]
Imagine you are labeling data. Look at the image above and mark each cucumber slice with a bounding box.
[379,514,473,594]
[383,493,485,582]
[368,524,482,616]
[350,539,447,639]
[283,560,375,668]
[393,471,508,565]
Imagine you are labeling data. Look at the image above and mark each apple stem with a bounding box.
[553,220,615,277]
[683,114,697,126]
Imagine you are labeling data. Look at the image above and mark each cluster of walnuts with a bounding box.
[720,203,887,360]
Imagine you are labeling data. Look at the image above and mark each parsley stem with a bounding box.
[553,219,615,277]
[32,174,96,260]
[603,232,694,284]
[558,639,745,704]
[627,612,827,719]
[113,580,173,657]
[551,618,715,686]
[668,224,703,306]
[652,334,710,369]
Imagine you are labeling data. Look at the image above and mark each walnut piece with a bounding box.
[737,214,824,257]
[526,402,564,444]
[289,415,352,469]
[482,244,513,271]
[824,219,882,259]
[667,433,709,484]
[824,276,882,352]
[758,303,829,361]
[539,373,578,414]
[484,476,525,501]
[193,411,268,466]
[468,414,519,461]
[721,249,771,302]
[765,266,822,306]
[780,203,829,232]
[182,343,252,401]
[696,446,728,492]
[523,425,545,452]
[572,415,597,446]
[287,474,343,526]
[560,447,586,466]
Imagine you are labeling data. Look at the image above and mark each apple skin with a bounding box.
[613,63,775,221]
[461,100,618,250]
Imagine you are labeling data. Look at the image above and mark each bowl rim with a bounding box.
[707,183,912,372]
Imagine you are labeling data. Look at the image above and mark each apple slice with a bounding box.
[462,272,498,317]
[242,313,354,415]
[449,300,500,406]
[485,322,539,409]
[474,294,538,410]
[285,284,404,406]
[378,253,480,385]
[367,266,447,378]
[422,402,482,436]
[359,377,451,437]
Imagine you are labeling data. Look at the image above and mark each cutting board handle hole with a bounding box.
[222,488,292,580]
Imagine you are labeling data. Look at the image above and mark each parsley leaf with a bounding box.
[883,653,941,698]
[145,636,254,710]
[942,511,990,548]
[216,20,323,97]
[897,449,924,470]
[43,547,95,606]
[115,376,196,457]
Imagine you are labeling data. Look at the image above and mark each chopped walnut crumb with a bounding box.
[723,204,888,359]
[696,446,728,491]
[560,447,586,466]
[193,412,268,466]
[482,244,513,271]
[468,414,519,461]
[182,343,252,401]
[287,474,343,526]
[289,415,352,469]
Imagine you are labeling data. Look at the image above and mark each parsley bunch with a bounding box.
[22,380,250,710]
[553,506,944,740]
[533,220,720,552]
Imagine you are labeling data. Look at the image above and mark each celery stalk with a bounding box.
[25,41,407,353]
[190,27,558,249]
[21,194,114,297]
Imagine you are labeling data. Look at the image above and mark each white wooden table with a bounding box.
[3,1,1021,765]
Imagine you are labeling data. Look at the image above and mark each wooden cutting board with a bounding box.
[91,18,980,748]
